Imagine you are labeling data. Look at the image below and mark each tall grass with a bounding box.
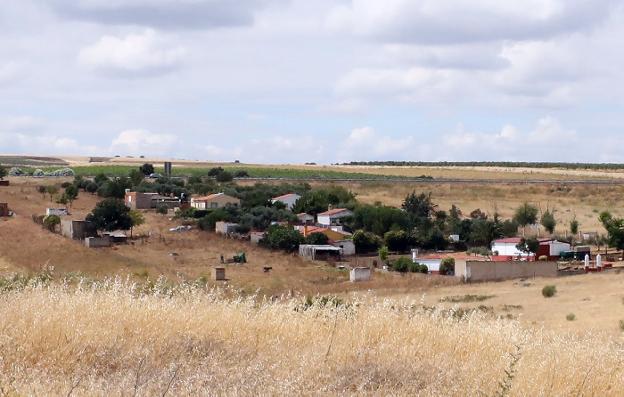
[0,278,622,395]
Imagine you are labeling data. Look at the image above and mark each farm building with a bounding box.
[271,193,301,210]
[317,208,353,226]
[297,213,314,225]
[0,203,9,217]
[333,240,355,256]
[84,236,112,248]
[215,221,240,235]
[455,260,558,282]
[250,231,265,244]
[61,220,97,240]
[296,225,352,241]
[46,208,68,216]
[191,193,240,210]
[350,267,371,282]
[125,191,181,210]
[491,237,533,260]
[536,239,571,260]
[299,245,342,261]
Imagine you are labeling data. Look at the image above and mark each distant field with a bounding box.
[0,155,68,167]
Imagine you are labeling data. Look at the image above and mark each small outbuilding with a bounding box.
[299,244,342,261]
[84,236,112,248]
[350,267,372,282]
[61,220,97,240]
[215,221,240,235]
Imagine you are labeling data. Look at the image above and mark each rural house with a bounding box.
[270,193,301,210]
[297,213,314,225]
[491,237,531,259]
[191,193,240,210]
[125,191,181,210]
[316,208,353,226]
[296,225,352,241]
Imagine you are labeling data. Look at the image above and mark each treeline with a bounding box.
[342,161,624,170]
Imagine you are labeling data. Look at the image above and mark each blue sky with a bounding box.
[1,0,624,164]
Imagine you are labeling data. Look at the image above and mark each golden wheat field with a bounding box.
[0,280,623,396]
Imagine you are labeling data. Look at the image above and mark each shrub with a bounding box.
[384,230,411,252]
[260,225,304,252]
[43,215,61,232]
[378,246,389,263]
[305,232,329,245]
[566,313,576,321]
[439,258,455,275]
[542,285,557,298]
[216,171,234,183]
[391,257,412,273]
[352,230,382,253]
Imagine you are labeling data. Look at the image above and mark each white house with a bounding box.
[271,193,301,210]
[317,208,353,226]
[491,237,529,257]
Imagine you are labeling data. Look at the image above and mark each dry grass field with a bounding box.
[335,181,623,233]
[0,281,623,396]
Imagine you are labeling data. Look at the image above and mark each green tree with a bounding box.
[46,185,59,202]
[384,230,411,252]
[260,224,304,252]
[94,173,109,185]
[352,230,382,253]
[439,258,455,275]
[128,169,144,186]
[157,205,168,216]
[128,210,145,237]
[64,184,79,208]
[43,214,61,232]
[215,171,234,182]
[86,198,133,232]
[378,246,389,264]
[0,165,6,180]
[541,209,556,234]
[86,182,99,194]
[37,185,47,199]
[570,217,579,236]
[599,211,624,252]
[402,191,437,219]
[390,256,412,273]
[515,237,540,257]
[513,202,538,236]
[139,163,155,176]
[305,232,329,245]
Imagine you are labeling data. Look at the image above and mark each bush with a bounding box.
[305,232,329,245]
[439,258,455,275]
[260,225,304,252]
[542,285,557,298]
[352,230,382,253]
[43,215,61,231]
[384,230,411,252]
[216,171,234,183]
[566,313,576,321]
[391,257,412,273]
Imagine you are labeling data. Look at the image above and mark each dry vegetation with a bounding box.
[338,181,624,233]
[1,280,623,396]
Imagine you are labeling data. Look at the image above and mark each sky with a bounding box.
[1,0,624,164]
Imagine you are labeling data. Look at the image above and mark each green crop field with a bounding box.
[32,165,418,180]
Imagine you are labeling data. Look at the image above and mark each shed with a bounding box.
[536,239,571,260]
[350,267,372,282]
[102,231,128,244]
[84,236,112,248]
[61,220,97,240]
[0,203,9,217]
[215,221,240,235]
[333,240,355,256]
[299,244,342,261]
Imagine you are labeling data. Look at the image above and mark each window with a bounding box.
[210,202,218,208]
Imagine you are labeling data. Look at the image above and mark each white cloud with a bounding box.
[443,117,579,161]
[110,129,177,155]
[78,30,185,77]
[343,126,419,161]
[328,0,615,44]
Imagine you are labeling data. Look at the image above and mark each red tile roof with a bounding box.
[272,193,300,201]
[492,237,523,244]
[317,208,351,216]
